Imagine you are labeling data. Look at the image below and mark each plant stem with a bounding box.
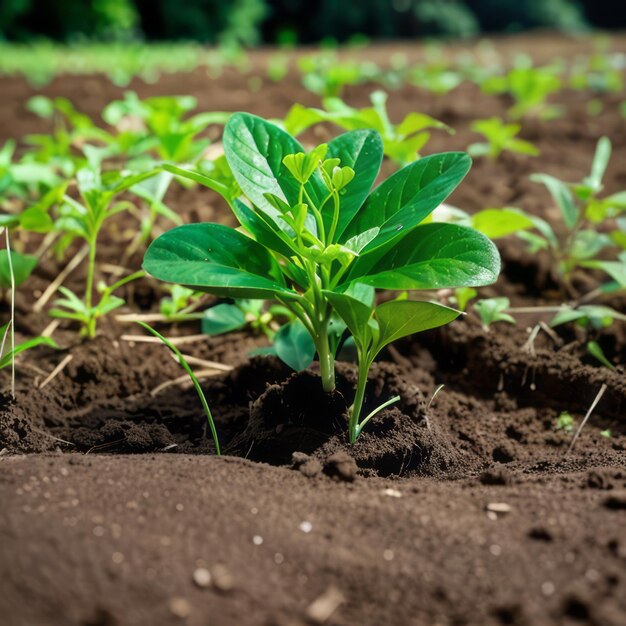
[85,236,97,338]
[317,323,335,393]
[5,229,15,397]
[349,359,370,444]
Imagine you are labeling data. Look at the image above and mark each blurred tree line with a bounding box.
[1,0,625,45]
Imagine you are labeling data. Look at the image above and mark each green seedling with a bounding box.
[143,113,500,443]
[26,96,109,177]
[555,411,575,433]
[137,322,220,454]
[481,61,563,120]
[0,139,61,202]
[550,304,624,369]
[49,165,157,337]
[285,91,453,168]
[468,117,539,160]
[203,299,293,341]
[519,137,626,292]
[0,322,58,371]
[102,92,230,164]
[297,52,378,98]
[600,429,612,439]
[473,297,516,330]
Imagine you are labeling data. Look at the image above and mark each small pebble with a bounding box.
[111,552,124,564]
[383,549,394,561]
[212,564,235,592]
[192,568,211,588]
[252,535,263,545]
[169,597,191,619]
[299,521,313,533]
[541,581,555,596]
[383,488,402,498]
[486,502,512,514]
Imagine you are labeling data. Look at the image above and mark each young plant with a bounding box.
[467,117,539,160]
[143,113,500,443]
[473,297,516,331]
[102,92,230,164]
[285,91,452,168]
[550,304,624,369]
[297,52,376,98]
[481,62,563,120]
[49,165,157,337]
[203,299,293,340]
[518,137,626,292]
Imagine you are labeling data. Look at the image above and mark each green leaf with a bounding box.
[274,319,316,371]
[323,289,373,339]
[347,223,500,290]
[143,223,295,299]
[584,137,611,191]
[161,163,233,200]
[0,250,38,290]
[587,340,614,369]
[531,173,579,230]
[471,208,535,239]
[223,113,325,218]
[324,130,383,239]
[342,152,471,252]
[473,297,516,328]
[0,336,59,369]
[375,300,460,349]
[582,260,626,288]
[202,303,246,335]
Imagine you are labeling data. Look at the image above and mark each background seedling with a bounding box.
[49,165,157,337]
[467,117,539,160]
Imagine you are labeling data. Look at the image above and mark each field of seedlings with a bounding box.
[1,34,626,626]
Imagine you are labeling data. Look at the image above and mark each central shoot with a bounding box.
[143,113,500,443]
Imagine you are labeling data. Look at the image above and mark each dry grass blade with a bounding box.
[566,384,608,455]
[39,354,73,389]
[150,369,225,396]
[33,244,89,312]
[171,353,232,372]
[121,333,210,346]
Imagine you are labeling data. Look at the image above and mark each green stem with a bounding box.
[317,323,335,393]
[85,236,97,338]
[349,358,370,444]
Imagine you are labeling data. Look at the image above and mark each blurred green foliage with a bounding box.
[0,0,616,44]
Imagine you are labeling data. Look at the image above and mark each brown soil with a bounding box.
[1,34,626,626]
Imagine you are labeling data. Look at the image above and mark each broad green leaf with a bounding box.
[324,130,383,239]
[347,223,500,290]
[202,303,246,335]
[471,208,535,239]
[323,289,373,339]
[274,319,316,371]
[531,173,579,229]
[231,198,298,259]
[0,250,37,289]
[223,113,325,218]
[143,223,294,299]
[342,152,471,251]
[375,300,460,349]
